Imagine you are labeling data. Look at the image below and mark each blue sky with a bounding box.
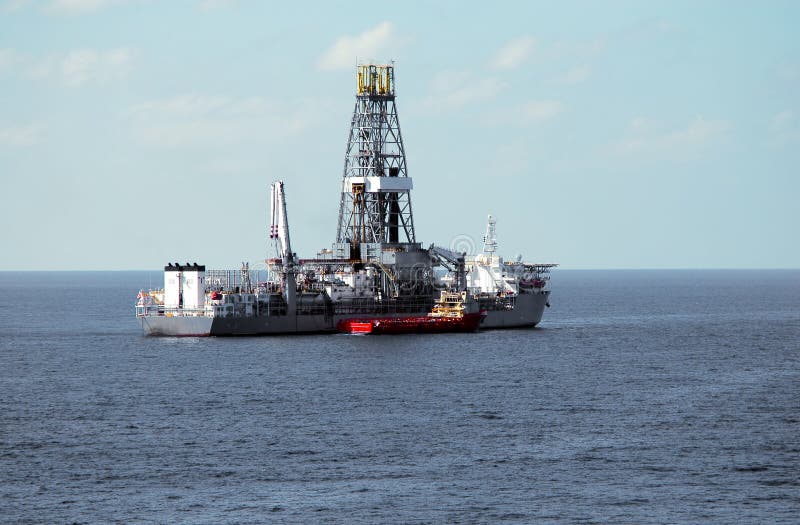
[1,0,798,270]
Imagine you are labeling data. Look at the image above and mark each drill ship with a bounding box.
[135,64,556,336]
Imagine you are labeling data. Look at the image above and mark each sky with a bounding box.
[1,0,798,270]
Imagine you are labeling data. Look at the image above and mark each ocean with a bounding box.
[1,270,798,524]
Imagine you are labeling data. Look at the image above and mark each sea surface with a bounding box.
[1,270,798,524]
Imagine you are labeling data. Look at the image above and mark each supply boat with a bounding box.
[336,291,484,334]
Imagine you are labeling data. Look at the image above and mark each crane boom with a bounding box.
[430,245,467,291]
[269,180,296,315]
[270,180,293,262]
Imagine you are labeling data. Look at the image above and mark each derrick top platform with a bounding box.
[357,63,395,97]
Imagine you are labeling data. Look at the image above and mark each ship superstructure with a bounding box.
[463,215,555,327]
[136,63,555,336]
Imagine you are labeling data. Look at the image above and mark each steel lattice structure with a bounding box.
[335,64,416,252]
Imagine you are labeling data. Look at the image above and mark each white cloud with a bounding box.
[197,0,235,10]
[490,35,535,70]
[25,56,55,79]
[777,64,800,83]
[317,21,398,71]
[769,110,799,146]
[128,94,235,117]
[520,100,564,121]
[0,48,23,72]
[612,116,729,157]
[486,99,565,126]
[429,69,470,93]
[43,0,122,13]
[544,37,606,64]
[126,93,331,147]
[2,0,32,12]
[421,70,505,111]
[557,64,591,85]
[25,48,134,86]
[0,124,40,147]
[770,110,793,131]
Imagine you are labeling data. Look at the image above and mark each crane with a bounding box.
[429,245,467,292]
[270,180,296,315]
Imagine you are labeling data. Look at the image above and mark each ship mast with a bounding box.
[335,63,415,259]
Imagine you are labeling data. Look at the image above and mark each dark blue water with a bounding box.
[1,270,798,524]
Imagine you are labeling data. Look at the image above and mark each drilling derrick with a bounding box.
[326,63,432,303]
[336,63,415,258]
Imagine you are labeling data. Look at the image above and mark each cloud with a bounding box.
[62,48,133,85]
[486,99,565,126]
[128,94,240,118]
[519,100,564,121]
[0,48,23,72]
[769,110,799,146]
[544,37,607,64]
[421,70,505,111]
[770,110,793,130]
[126,93,331,147]
[490,35,535,70]
[557,64,591,85]
[43,0,122,13]
[2,0,32,12]
[25,48,134,86]
[612,116,729,157]
[25,56,55,79]
[317,21,398,71]
[0,124,40,147]
[197,0,235,9]
[776,64,800,83]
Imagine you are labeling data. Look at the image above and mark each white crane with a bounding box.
[270,180,296,315]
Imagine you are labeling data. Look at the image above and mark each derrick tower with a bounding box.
[335,63,415,257]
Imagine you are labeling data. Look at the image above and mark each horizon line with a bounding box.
[1,267,799,272]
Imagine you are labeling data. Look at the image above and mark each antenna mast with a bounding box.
[483,215,497,255]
